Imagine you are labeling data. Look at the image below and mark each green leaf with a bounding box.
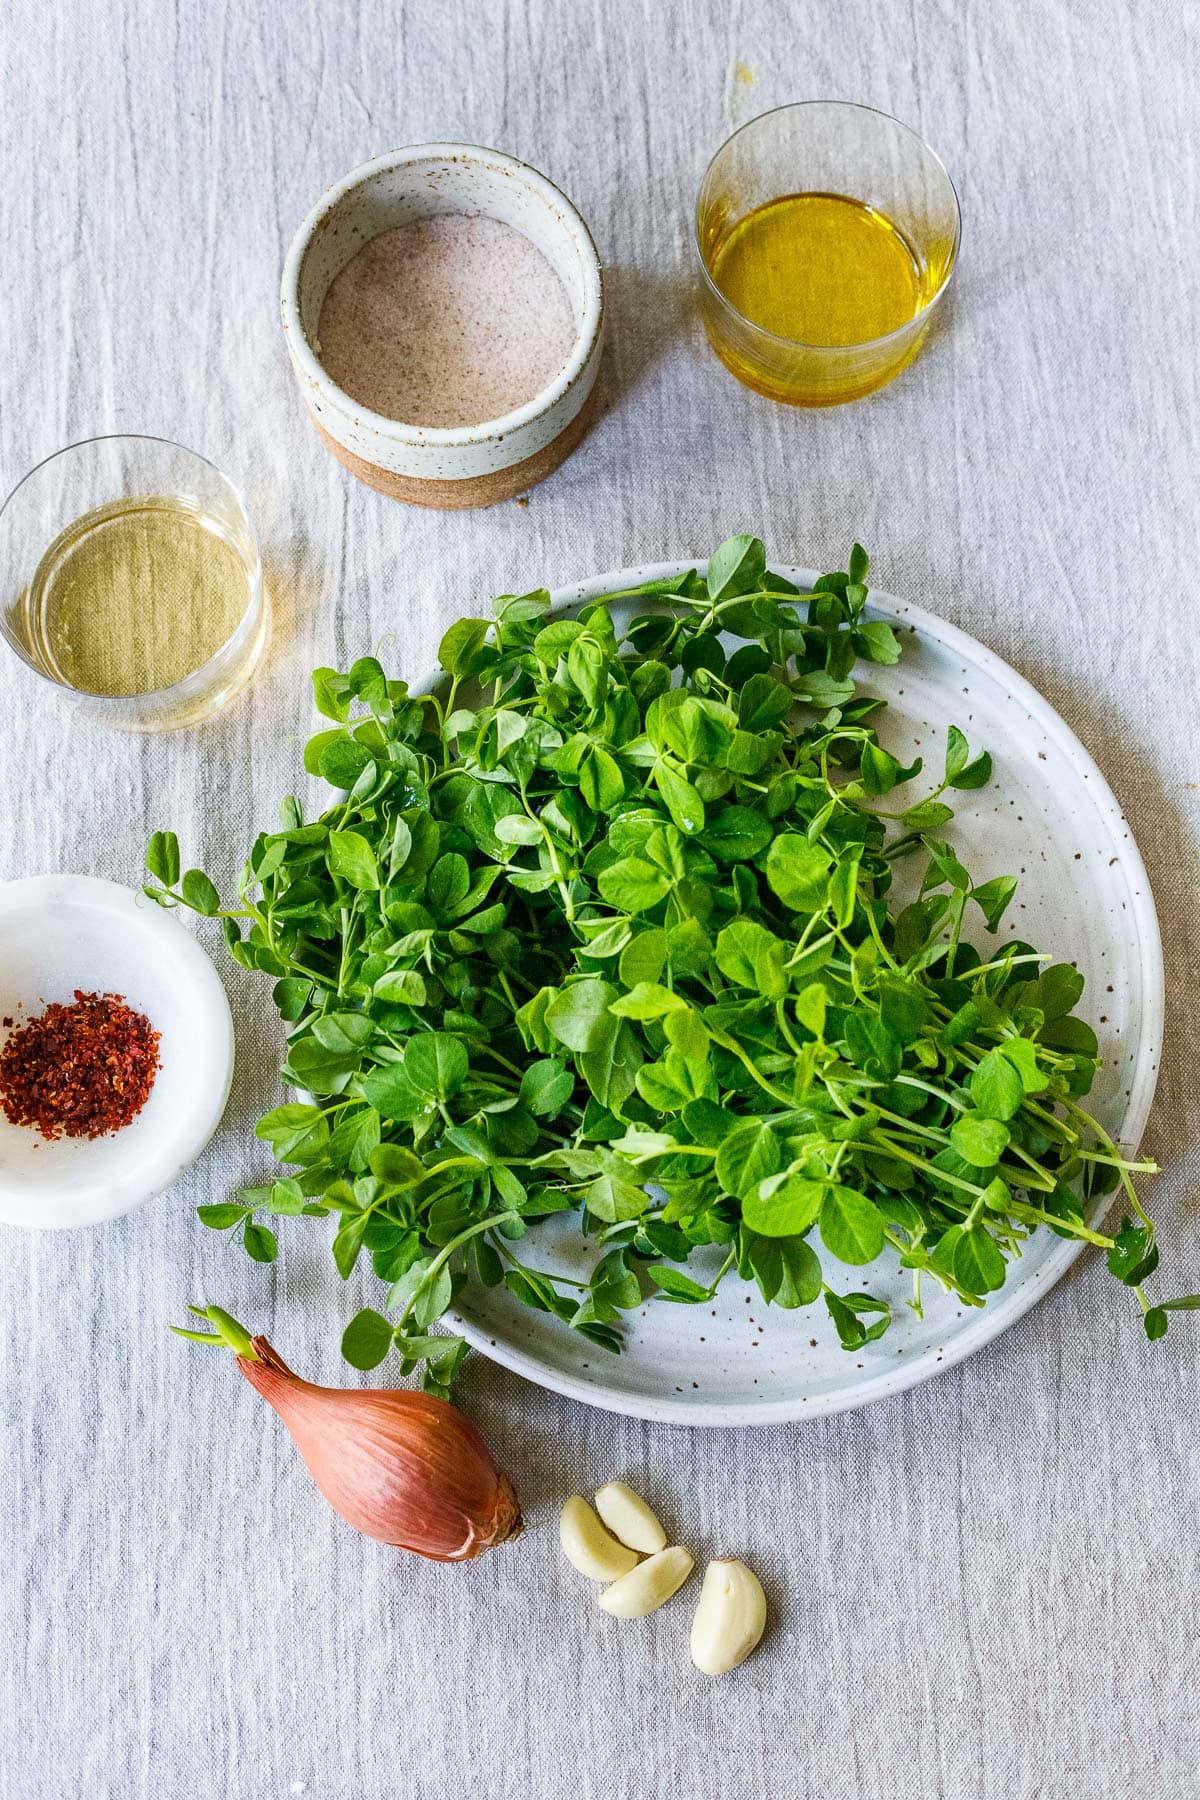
[255,1103,329,1163]
[854,620,900,665]
[586,1173,650,1223]
[580,1017,642,1111]
[567,635,607,707]
[1037,964,1085,1020]
[268,1177,307,1215]
[972,875,1017,931]
[698,806,772,863]
[950,1113,1011,1168]
[944,725,970,781]
[439,616,489,675]
[327,830,379,890]
[619,929,668,987]
[843,1012,902,1079]
[654,762,705,834]
[878,978,928,1044]
[1142,1295,1200,1341]
[409,1265,454,1330]
[273,977,314,1022]
[312,667,352,721]
[970,1049,1025,1121]
[825,1290,890,1349]
[608,981,687,1020]
[715,1122,781,1200]
[828,858,858,929]
[714,919,787,1000]
[634,1058,688,1112]
[545,980,618,1053]
[954,1226,1007,1295]
[818,1187,885,1266]
[950,753,992,791]
[743,1232,822,1308]
[794,983,827,1036]
[743,1174,824,1238]
[197,1204,249,1230]
[341,1308,395,1371]
[242,1221,278,1263]
[427,851,470,913]
[706,534,766,602]
[922,839,971,894]
[369,1143,428,1185]
[333,1212,372,1279]
[580,746,625,811]
[518,1058,575,1118]
[648,1265,713,1302]
[181,869,220,915]
[589,1248,642,1311]
[373,969,427,1005]
[404,1033,469,1099]
[146,830,181,888]
[860,742,920,796]
[941,725,992,790]
[901,800,955,832]
[1106,1218,1158,1287]
[421,1335,469,1394]
[1000,1038,1048,1095]
[598,857,672,914]
[362,1062,427,1121]
[765,835,831,912]
[320,738,374,790]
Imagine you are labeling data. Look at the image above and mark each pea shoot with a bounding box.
[145,537,1196,1391]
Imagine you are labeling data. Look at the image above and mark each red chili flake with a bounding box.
[0,990,161,1141]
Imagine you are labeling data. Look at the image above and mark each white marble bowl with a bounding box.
[0,876,235,1229]
[280,143,605,508]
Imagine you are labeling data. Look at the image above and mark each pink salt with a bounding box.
[315,214,577,429]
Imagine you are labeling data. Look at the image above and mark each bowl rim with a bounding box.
[279,141,605,449]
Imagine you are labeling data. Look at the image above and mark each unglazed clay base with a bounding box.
[313,380,599,508]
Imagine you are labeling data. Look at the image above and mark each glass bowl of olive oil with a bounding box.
[696,101,960,406]
[0,436,267,729]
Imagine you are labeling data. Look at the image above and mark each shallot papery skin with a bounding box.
[238,1338,522,1561]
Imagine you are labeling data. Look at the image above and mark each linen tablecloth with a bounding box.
[2,1,1198,1794]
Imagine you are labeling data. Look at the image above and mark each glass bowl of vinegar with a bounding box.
[696,101,961,406]
[0,436,267,730]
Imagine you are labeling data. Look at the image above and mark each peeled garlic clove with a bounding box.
[594,1480,667,1555]
[559,1495,640,1580]
[599,1545,694,1617]
[690,1557,767,1675]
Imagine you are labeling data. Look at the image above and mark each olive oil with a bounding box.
[24,495,252,697]
[699,186,953,407]
[711,192,924,347]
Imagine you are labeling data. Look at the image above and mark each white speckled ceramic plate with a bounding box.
[424,565,1163,1426]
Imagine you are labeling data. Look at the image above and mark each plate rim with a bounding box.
[421,563,1164,1426]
